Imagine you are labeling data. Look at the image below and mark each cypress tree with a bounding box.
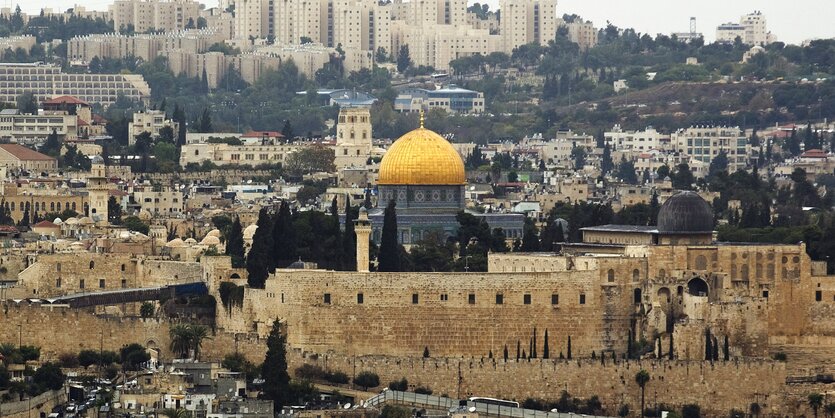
[669,330,674,360]
[529,337,533,360]
[543,329,550,359]
[246,208,274,288]
[516,340,520,361]
[532,327,537,358]
[19,207,29,227]
[271,202,296,269]
[627,332,633,359]
[329,197,342,270]
[377,200,400,272]
[262,320,290,411]
[567,335,572,359]
[503,344,508,361]
[342,196,357,271]
[225,217,245,268]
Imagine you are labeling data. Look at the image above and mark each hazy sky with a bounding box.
[23,0,835,45]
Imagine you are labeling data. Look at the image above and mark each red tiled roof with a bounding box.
[33,220,58,228]
[0,144,56,161]
[78,119,89,126]
[0,225,18,234]
[92,114,107,124]
[43,96,90,106]
[801,149,827,158]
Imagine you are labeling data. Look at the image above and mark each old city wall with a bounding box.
[14,254,201,298]
[226,269,630,359]
[0,303,266,362]
[289,351,792,417]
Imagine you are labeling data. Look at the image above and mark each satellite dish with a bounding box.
[343,403,352,409]
[468,407,477,413]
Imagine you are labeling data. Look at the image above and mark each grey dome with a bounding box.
[657,191,714,233]
[91,155,105,164]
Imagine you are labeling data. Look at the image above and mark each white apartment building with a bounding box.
[390,0,466,27]
[390,22,500,70]
[498,0,557,52]
[0,63,151,107]
[132,190,184,215]
[320,0,391,52]
[129,110,179,145]
[0,109,78,143]
[716,11,775,46]
[0,36,36,53]
[671,126,751,172]
[604,125,670,152]
[274,0,321,45]
[110,0,202,33]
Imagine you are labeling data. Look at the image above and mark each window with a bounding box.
[412,293,419,304]
[440,293,448,301]
[121,264,126,272]
[816,290,822,302]
[323,293,331,304]
[579,294,586,305]
[121,279,127,288]
[634,288,642,304]
[89,261,95,269]
[357,293,364,304]
[495,294,503,304]
[79,279,85,289]
[99,279,105,288]
[607,269,615,282]
[632,269,640,281]
[56,278,61,288]
[762,290,769,298]
[523,294,531,305]
[551,294,559,305]
[468,293,476,304]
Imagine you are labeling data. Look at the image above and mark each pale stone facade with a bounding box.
[334,107,373,169]
[110,0,202,33]
[498,0,557,52]
[129,110,180,145]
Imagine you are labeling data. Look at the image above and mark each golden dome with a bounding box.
[378,126,465,185]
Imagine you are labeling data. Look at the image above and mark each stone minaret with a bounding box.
[354,207,372,272]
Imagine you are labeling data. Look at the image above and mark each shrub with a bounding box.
[18,346,40,362]
[32,362,65,391]
[295,364,325,380]
[325,371,349,385]
[414,386,433,395]
[681,404,701,418]
[353,371,380,390]
[78,350,101,368]
[119,344,150,371]
[58,353,79,368]
[101,351,120,365]
[140,302,155,318]
[388,378,408,391]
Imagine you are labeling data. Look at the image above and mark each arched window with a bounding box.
[741,264,749,281]
[632,269,640,281]
[607,269,615,282]
[89,261,95,269]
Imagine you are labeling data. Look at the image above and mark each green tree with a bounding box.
[601,144,614,175]
[271,201,297,268]
[161,408,191,418]
[225,217,245,268]
[635,370,650,418]
[616,156,638,184]
[284,146,335,177]
[378,200,401,272]
[246,208,274,288]
[140,302,155,318]
[809,393,824,418]
[196,108,212,133]
[353,371,380,390]
[672,163,695,190]
[32,362,64,392]
[396,44,412,73]
[570,145,586,169]
[123,216,150,234]
[375,47,388,63]
[40,129,62,158]
[169,324,192,358]
[119,343,150,371]
[682,404,701,418]
[520,217,540,251]
[708,151,729,180]
[77,350,100,368]
[824,403,835,418]
[188,325,211,360]
[108,196,122,225]
[262,320,291,411]
[16,92,37,114]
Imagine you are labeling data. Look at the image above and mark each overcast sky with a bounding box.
[25,0,835,45]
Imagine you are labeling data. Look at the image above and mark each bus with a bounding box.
[467,397,520,408]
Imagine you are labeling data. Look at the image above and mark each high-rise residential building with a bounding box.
[110,0,202,33]
[498,0,557,53]
[234,0,274,39]
[320,0,391,52]
[562,18,597,50]
[274,0,321,45]
[716,11,775,46]
[391,22,500,70]
[0,63,151,107]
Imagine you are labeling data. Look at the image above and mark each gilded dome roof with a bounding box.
[378,126,465,186]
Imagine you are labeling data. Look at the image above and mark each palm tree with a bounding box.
[808,393,824,418]
[749,402,761,418]
[635,369,650,418]
[824,402,835,418]
[162,408,191,418]
[188,325,212,360]
[169,324,192,358]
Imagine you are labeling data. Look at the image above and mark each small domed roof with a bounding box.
[201,235,221,246]
[91,155,105,165]
[78,217,94,225]
[287,258,305,269]
[184,237,198,244]
[657,191,714,234]
[205,229,222,239]
[138,210,152,221]
[166,238,186,248]
[243,224,258,239]
[64,217,79,225]
[53,217,63,225]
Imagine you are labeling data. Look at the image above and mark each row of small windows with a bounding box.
[56,278,127,288]
[324,292,583,306]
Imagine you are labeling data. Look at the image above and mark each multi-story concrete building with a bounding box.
[604,125,670,152]
[390,22,500,70]
[716,11,775,46]
[0,109,78,143]
[110,0,202,33]
[131,190,185,215]
[319,0,391,52]
[562,18,597,50]
[273,0,321,45]
[498,0,557,52]
[671,125,751,172]
[0,144,57,173]
[0,63,151,107]
[129,110,179,145]
[394,85,485,114]
[0,36,36,53]
[68,29,226,64]
[334,107,373,169]
[234,0,274,40]
[179,142,301,167]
